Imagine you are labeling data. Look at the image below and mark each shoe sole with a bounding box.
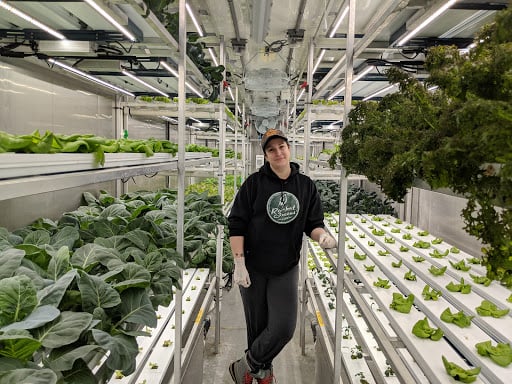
[228,362,237,383]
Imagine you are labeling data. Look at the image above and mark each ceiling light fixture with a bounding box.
[297,88,305,102]
[362,84,395,101]
[328,66,375,100]
[251,0,272,43]
[397,0,458,46]
[48,59,134,97]
[83,0,136,42]
[0,1,65,40]
[185,3,204,37]
[312,49,326,74]
[122,70,168,97]
[208,47,219,66]
[329,6,349,38]
[159,61,204,98]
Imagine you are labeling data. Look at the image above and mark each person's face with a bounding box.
[264,138,290,167]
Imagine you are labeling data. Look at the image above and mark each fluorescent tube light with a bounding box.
[84,0,136,42]
[186,3,204,37]
[208,47,219,66]
[0,1,65,40]
[329,66,375,99]
[329,6,349,38]
[228,86,235,101]
[48,59,134,97]
[363,84,395,101]
[251,0,272,42]
[297,88,305,102]
[160,61,205,98]
[189,117,201,123]
[312,49,326,74]
[398,0,458,46]
[122,70,168,97]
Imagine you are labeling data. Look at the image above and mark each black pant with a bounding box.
[239,264,299,369]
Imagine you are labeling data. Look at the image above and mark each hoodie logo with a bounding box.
[266,191,300,224]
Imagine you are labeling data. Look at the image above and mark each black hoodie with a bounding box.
[228,161,325,276]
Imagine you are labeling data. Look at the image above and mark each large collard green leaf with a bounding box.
[71,243,105,272]
[94,236,131,252]
[0,368,58,384]
[82,191,99,206]
[38,270,78,307]
[134,250,163,273]
[0,227,22,248]
[0,275,37,326]
[113,263,151,292]
[0,248,25,279]
[114,288,157,329]
[50,226,79,251]
[0,329,42,360]
[1,305,59,332]
[47,246,71,280]
[123,229,152,250]
[99,204,130,220]
[33,311,93,348]
[92,329,138,375]
[78,273,121,313]
[15,244,50,270]
[90,220,122,238]
[56,358,97,384]
[23,230,51,246]
[15,266,48,290]
[47,344,103,372]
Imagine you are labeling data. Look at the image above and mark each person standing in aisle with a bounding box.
[227,128,337,384]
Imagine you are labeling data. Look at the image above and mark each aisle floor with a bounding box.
[202,283,317,384]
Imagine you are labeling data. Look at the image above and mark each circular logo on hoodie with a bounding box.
[266,191,300,224]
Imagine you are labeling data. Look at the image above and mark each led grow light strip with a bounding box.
[48,59,134,96]
[186,3,203,37]
[362,84,395,101]
[0,1,65,40]
[312,6,349,75]
[328,66,375,99]
[397,0,458,46]
[122,70,168,97]
[159,61,204,98]
[84,0,136,42]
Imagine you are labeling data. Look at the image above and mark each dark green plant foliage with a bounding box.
[329,8,512,285]
[0,189,226,382]
[314,181,396,215]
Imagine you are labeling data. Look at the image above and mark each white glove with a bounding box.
[234,257,251,288]
[319,232,337,249]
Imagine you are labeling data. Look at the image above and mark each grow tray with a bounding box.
[0,152,212,179]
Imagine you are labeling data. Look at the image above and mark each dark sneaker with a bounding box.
[229,357,254,384]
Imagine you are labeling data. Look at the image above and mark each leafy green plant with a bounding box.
[475,340,512,367]
[429,265,447,276]
[469,274,492,286]
[389,292,414,313]
[442,356,480,383]
[404,270,417,281]
[429,249,449,258]
[450,260,471,271]
[0,130,178,165]
[422,285,442,300]
[446,278,472,294]
[440,308,473,328]
[475,300,510,318]
[412,317,444,340]
[0,188,226,382]
[373,277,391,289]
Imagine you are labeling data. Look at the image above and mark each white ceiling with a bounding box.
[0,0,508,130]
